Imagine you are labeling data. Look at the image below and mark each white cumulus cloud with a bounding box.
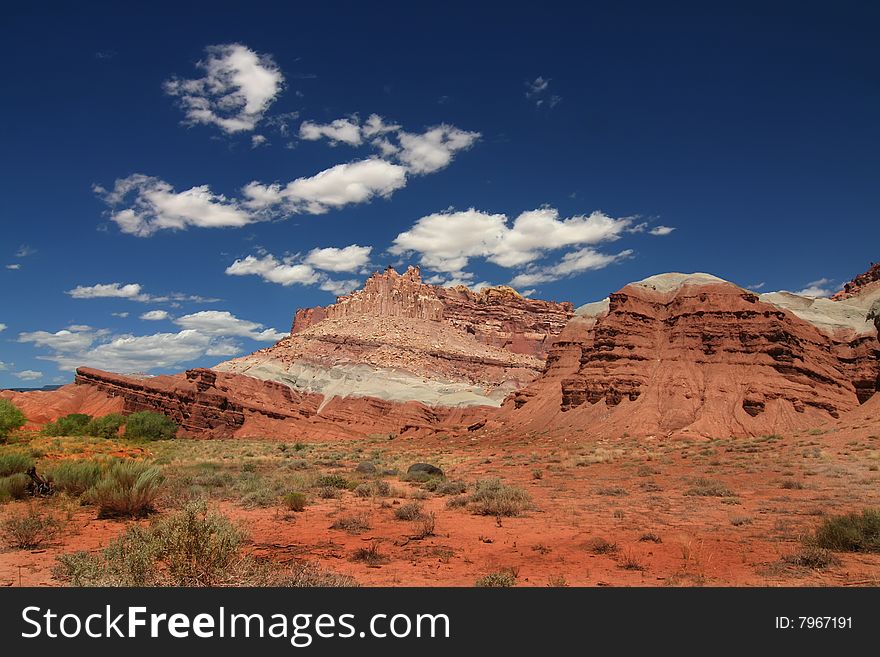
[299,117,363,146]
[795,278,834,298]
[67,281,218,304]
[15,370,43,381]
[390,207,633,276]
[173,310,286,342]
[19,310,286,374]
[396,125,480,174]
[164,43,284,134]
[226,248,366,294]
[140,310,170,321]
[509,248,633,287]
[241,158,407,215]
[304,245,372,272]
[95,174,254,237]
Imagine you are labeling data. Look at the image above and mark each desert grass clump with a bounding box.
[464,479,531,517]
[597,486,628,497]
[283,491,308,512]
[475,568,517,587]
[811,509,880,553]
[781,545,840,570]
[351,541,387,565]
[1,507,62,548]
[330,513,371,534]
[445,494,468,509]
[586,537,619,555]
[124,411,178,441]
[86,460,164,518]
[685,477,735,497]
[780,479,805,490]
[354,480,392,498]
[48,460,103,496]
[639,532,662,543]
[0,452,34,477]
[618,550,646,571]
[0,473,31,502]
[434,480,467,496]
[394,501,425,521]
[412,512,436,539]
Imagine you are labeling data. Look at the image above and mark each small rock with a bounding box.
[355,461,377,474]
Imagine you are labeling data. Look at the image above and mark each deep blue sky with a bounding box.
[1,1,878,386]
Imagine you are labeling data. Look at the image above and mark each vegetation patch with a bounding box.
[54,502,356,586]
[461,479,531,517]
[811,509,880,553]
[475,568,517,587]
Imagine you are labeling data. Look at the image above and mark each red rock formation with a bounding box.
[502,276,877,438]
[293,266,574,358]
[832,262,880,300]
[11,265,878,441]
[0,384,123,430]
[71,366,492,440]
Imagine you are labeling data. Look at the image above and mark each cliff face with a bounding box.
[503,273,879,438]
[832,262,880,300]
[293,266,574,358]
[73,366,492,440]
[17,264,878,441]
[59,266,571,438]
[219,266,574,409]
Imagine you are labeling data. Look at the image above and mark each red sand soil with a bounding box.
[3,408,879,587]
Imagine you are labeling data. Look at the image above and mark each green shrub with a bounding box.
[85,413,125,439]
[48,460,103,496]
[2,508,61,549]
[0,399,27,438]
[812,509,880,553]
[465,479,531,517]
[0,473,31,502]
[475,569,517,587]
[42,413,92,437]
[86,460,164,518]
[0,452,34,477]
[54,502,355,587]
[283,491,307,512]
[314,474,348,489]
[152,502,245,585]
[125,411,178,441]
[394,501,425,521]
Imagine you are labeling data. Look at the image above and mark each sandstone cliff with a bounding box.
[503,272,880,438]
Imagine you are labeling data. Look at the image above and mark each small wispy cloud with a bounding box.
[525,76,561,108]
[795,277,834,298]
[66,282,219,304]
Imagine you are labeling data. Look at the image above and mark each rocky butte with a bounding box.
[503,269,880,439]
[3,263,878,440]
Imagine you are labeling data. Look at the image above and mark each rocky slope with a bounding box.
[6,263,878,441]
[41,266,572,438]
[502,270,880,438]
[215,266,573,409]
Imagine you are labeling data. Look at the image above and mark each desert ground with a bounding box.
[2,412,879,587]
